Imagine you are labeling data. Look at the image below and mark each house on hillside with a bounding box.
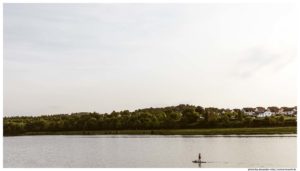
[242,107,255,116]
[255,107,272,118]
[255,107,266,114]
[279,107,295,115]
[267,106,280,115]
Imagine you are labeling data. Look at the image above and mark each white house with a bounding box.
[279,107,294,115]
[257,111,272,118]
[293,106,297,115]
[267,106,280,115]
[242,108,255,116]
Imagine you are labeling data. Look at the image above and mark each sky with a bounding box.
[4,3,298,116]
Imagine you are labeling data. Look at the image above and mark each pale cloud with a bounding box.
[234,47,296,78]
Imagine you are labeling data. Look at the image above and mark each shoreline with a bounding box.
[5,127,297,136]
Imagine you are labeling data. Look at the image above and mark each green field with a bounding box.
[19,127,297,136]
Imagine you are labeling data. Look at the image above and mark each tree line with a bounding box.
[4,104,297,135]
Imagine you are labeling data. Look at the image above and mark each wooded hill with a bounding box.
[4,104,297,136]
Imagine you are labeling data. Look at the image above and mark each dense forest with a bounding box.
[4,104,297,136]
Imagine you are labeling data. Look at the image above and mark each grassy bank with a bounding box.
[13,127,296,136]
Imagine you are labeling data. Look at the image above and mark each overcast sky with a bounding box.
[4,3,298,116]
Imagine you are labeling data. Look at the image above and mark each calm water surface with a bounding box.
[4,134,296,168]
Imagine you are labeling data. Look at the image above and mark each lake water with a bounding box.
[4,134,297,168]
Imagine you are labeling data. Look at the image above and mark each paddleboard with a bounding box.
[192,160,206,163]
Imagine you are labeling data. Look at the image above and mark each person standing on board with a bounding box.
[198,153,201,162]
